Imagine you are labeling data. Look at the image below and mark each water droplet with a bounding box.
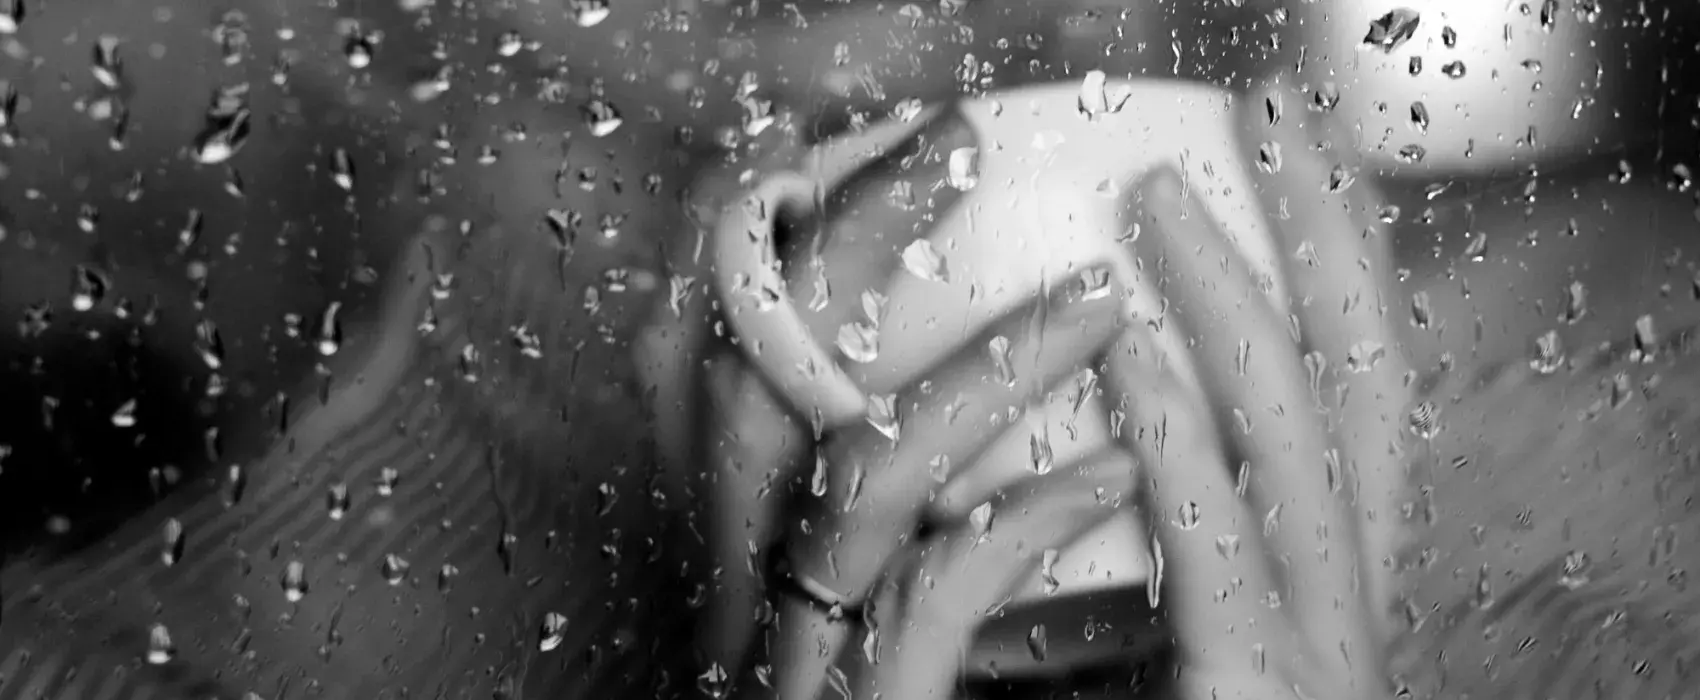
[343,31,376,69]
[192,85,252,165]
[70,265,108,311]
[1029,429,1054,475]
[1177,502,1201,530]
[928,454,951,483]
[1632,314,1659,362]
[1310,82,1340,113]
[1612,159,1634,185]
[498,531,518,574]
[495,30,524,57]
[893,98,925,122]
[1327,164,1356,193]
[866,394,901,441]
[1539,0,1561,31]
[212,11,250,65]
[1076,70,1131,119]
[596,482,619,517]
[836,323,880,364]
[810,453,830,497]
[1407,400,1439,440]
[861,289,888,327]
[179,208,204,252]
[697,663,731,699]
[1562,281,1588,324]
[91,35,124,90]
[1471,564,1494,610]
[329,148,355,191]
[569,0,610,27]
[1026,624,1048,661]
[1346,340,1386,373]
[538,611,568,652]
[989,335,1016,386]
[969,502,994,538]
[1441,60,1468,79]
[900,239,949,282]
[510,324,543,359]
[738,95,775,136]
[225,464,247,506]
[1409,291,1432,330]
[147,624,175,665]
[1256,141,1282,174]
[1362,8,1421,53]
[1214,534,1240,560]
[1529,329,1566,375]
[311,302,344,356]
[948,147,980,190]
[1558,550,1591,589]
[326,482,350,520]
[110,398,137,428]
[282,560,308,602]
[0,80,17,131]
[161,518,186,566]
[0,0,24,34]
[583,99,623,137]
[1147,535,1165,608]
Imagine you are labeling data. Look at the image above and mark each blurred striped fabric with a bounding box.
[1391,325,1700,699]
[0,204,697,699]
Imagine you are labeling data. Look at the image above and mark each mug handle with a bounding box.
[711,104,948,427]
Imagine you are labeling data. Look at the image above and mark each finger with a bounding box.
[793,281,1125,597]
[767,282,1125,700]
[1240,81,1413,642]
[848,182,1133,399]
[858,449,1137,699]
[635,227,714,485]
[697,351,811,681]
[776,108,982,399]
[925,367,1110,522]
[1131,168,1378,685]
[1102,327,1310,692]
[649,131,812,484]
[709,106,949,427]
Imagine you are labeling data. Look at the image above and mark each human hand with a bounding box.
[632,105,1138,696]
[817,159,1402,700]
[635,79,1410,699]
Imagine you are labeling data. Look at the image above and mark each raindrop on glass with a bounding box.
[381,554,410,585]
[900,239,949,282]
[1362,8,1421,53]
[146,624,175,665]
[539,611,569,652]
[282,560,308,602]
